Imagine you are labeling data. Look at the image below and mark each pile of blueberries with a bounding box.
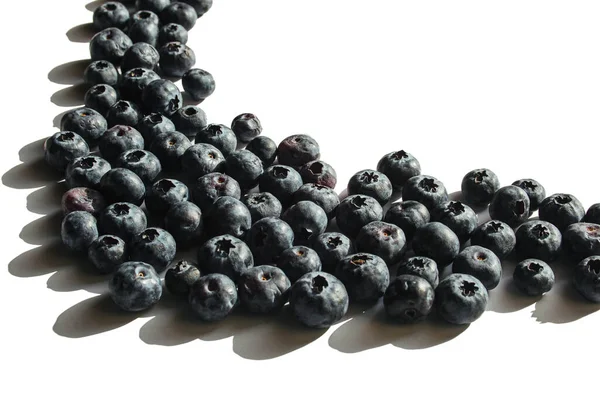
[45,0,600,329]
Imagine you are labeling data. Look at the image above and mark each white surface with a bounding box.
[1,0,599,398]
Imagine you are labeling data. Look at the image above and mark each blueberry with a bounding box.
[259,165,303,205]
[488,185,530,228]
[376,150,421,189]
[61,211,99,252]
[383,200,430,242]
[45,131,90,172]
[114,149,162,185]
[246,136,277,167]
[119,67,160,103]
[230,113,262,143]
[84,60,119,86]
[171,106,208,139]
[402,175,449,211]
[93,2,130,31]
[165,260,201,297]
[298,160,337,189]
[204,196,251,239]
[513,259,554,296]
[396,256,439,289]
[182,68,216,102]
[384,275,435,323]
[412,222,460,266]
[128,12,160,47]
[88,235,128,274]
[137,113,176,146]
[159,23,189,47]
[460,168,500,207]
[189,273,238,321]
[573,256,600,302]
[311,232,354,274]
[198,234,254,280]
[435,273,488,325]
[512,179,546,213]
[159,41,196,77]
[289,272,349,328]
[347,169,393,205]
[181,143,225,180]
[136,0,171,14]
[62,187,106,217]
[130,227,176,272]
[142,79,183,116]
[84,84,119,116]
[430,200,478,244]
[106,100,143,128]
[109,261,162,311]
[121,42,160,73]
[539,193,585,231]
[335,253,390,303]
[89,27,133,64]
[238,265,291,313]
[584,204,600,224]
[470,220,516,260]
[131,9,161,26]
[242,192,282,223]
[247,217,295,265]
[161,2,198,31]
[98,125,145,162]
[191,172,241,211]
[276,246,322,283]
[335,195,383,238]
[195,124,237,157]
[100,168,146,205]
[181,0,213,16]
[148,131,191,171]
[66,155,111,190]
[60,108,107,144]
[292,183,339,220]
[562,222,600,263]
[515,220,562,262]
[282,201,328,245]
[355,221,406,266]
[452,246,502,290]
[98,202,147,241]
[164,201,203,246]
[145,178,189,215]
[277,134,320,167]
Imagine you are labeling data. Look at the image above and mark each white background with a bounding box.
[1,0,599,398]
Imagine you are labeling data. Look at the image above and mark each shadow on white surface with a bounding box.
[66,23,95,43]
[51,84,87,107]
[48,59,88,85]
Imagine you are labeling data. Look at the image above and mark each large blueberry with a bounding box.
[435,273,489,325]
[99,168,145,205]
[89,27,133,64]
[60,108,107,144]
[114,149,162,186]
[512,179,546,213]
[562,222,600,263]
[573,256,600,302]
[198,234,254,280]
[336,195,383,239]
[159,41,196,77]
[396,256,439,289]
[311,232,354,274]
[161,2,198,31]
[61,211,99,252]
[84,84,119,116]
[355,221,406,266]
[299,160,337,189]
[452,246,502,290]
[130,227,177,273]
[171,105,208,139]
[584,204,600,225]
[335,253,390,303]
[142,79,183,116]
[402,175,449,211]
[513,259,554,296]
[195,124,237,157]
[292,183,339,220]
[109,261,162,311]
[137,113,176,146]
[98,125,145,162]
[145,178,189,215]
[65,155,110,189]
[204,196,251,239]
[106,100,143,128]
[282,200,328,245]
[515,220,562,262]
[246,136,277,167]
[191,172,241,212]
[384,275,434,323]
[539,193,585,231]
[119,68,160,103]
[159,23,189,47]
[347,169,393,205]
[98,202,147,241]
[412,222,460,266]
[430,200,478,244]
[62,187,106,217]
[164,201,203,247]
[376,150,421,189]
[231,113,262,143]
[277,134,320,167]
[384,200,430,242]
[164,260,201,298]
[247,217,294,265]
[189,274,238,321]
[238,265,291,313]
[488,186,530,228]
[242,192,282,223]
[88,235,128,274]
[84,60,119,86]
[259,165,303,205]
[121,43,160,73]
[470,220,516,260]
[277,246,322,283]
[93,1,130,31]
[181,0,213,16]
[224,150,264,191]
[148,131,191,172]
[461,168,500,207]
[182,68,215,101]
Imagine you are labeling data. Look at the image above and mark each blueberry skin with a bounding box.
[246,136,277,167]
[159,41,196,77]
[136,0,171,14]
[60,108,108,144]
[66,155,110,189]
[148,131,192,172]
[98,125,145,162]
[93,2,130,31]
[106,100,143,128]
[130,9,161,28]
[195,124,237,157]
[165,260,201,297]
[292,183,339,220]
[515,220,562,262]
[98,202,147,241]
[182,68,216,102]
[539,193,585,232]
[231,113,262,143]
[61,211,99,252]
[242,192,282,223]
[347,169,393,206]
[277,246,322,283]
[488,186,531,228]
[277,134,320,167]
[336,195,384,239]
[130,227,176,272]
[189,274,238,321]
[298,160,337,189]
[402,175,449,211]
[138,113,176,146]
[128,16,160,47]
[396,256,439,289]
[164,201,203,247]
[259,165,303,205]
[62,187,107,217]
[460,168,500,207]
[45,131,90,172]
[109,262,162,311]
[435,273,488,325]
[384,275,435,323]
[470,220,516,260]
[452,246,502,290]
[181,0,213,16]
[181,143,225,181]
[355,221,407,266]
[376,150,421,189]
[584,204,600,224]
[114,149,161,185]
[84,60,119,86]
[289,272,349,328]
[412,222,460,266]
[282,201,328,245]
[145,178,189,215]
[204,196,252,239]
[89,28,133,64]
[119,68,161,104]
[512,179,546,212]
[430,200,478,244]
[191,172,241,212]
[142,79,183,116]
[198,234,254,280]
[573,256,600,302]
[159,23,189,47]
[335,253,390,303]
[562,222,600,263]
[238,265,291,313]
[88,235,128,274]
[121,42,160,72]
[247,217,295,265]
[84,84,119,116]
[161,2,198,31]
[513,259,554,296]
[384,200,430,242]
[311,232,354,274]
[100,168,146,205]
[171,106,208,139]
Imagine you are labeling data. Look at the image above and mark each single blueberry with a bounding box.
[61,211,99,252]
[292,183,339,220]
[247,217,295,265]
[62,187,106,217]
[435,273,489,325]
[412,222,460,266]
[384,200,430,242]
[384,275,435,323]
[539,193,585,231]
[130,227,177,273]
[562,222,600,263]
[142,79,183,116]
[128,12,160,47]
[430,200,478,244]
[198,234,254,280]
[89,27,133,64]
[231,113,262,143]
[109,261,162,311]
[161,2,198,31]
[182,68,215,101]
[335,253,390,303]
[573,256,600,302]
[145,178,189,216]
[180,0,213,16]
[171,105,208,140]
[99,168,146,205]
[513,259,554,296]
[238,265,291,313]
[93,2,130,31]
[242,192,283,223]
[45,131,90,172]
[311,232,354,274]
[114,149,162,186]
[191,172,241,212]
[98,202,147,241]
[130,9,161,26]
[470,220,516,260]
[355,221,407,266]
[88,235,128,274]
[164,201,203,247]
[376,150,421,189]
[204,196,251,239]
[282,201,328,246]
[259,165,303,205]
[121,42,160,72]
[84,84,119,116]
[189,273,238,321]
[461,168,500,207]
[195,124,237,157]
[277,134,320,167]
[246,136,277,167]
[159,41,196,77]
[224,150,264,191]
[277,246,322,283]
[136,0,171,14]
[106,100,143,128]
[298,160,337,189]
[137,113,176,146]
[84,60,119,86]
[66,155,111,189]
[98,125,145,162]
[148,131,191,172]
[488,186,530,228]
[402,175,449,211]
[119,67,161,104]
[396,256,439,289]
[181,143,225,181]
[515,220,562,262]
[159,23,189,47]
[336,195,383,238]
[347,169,393,205]
[584,203,600,224]
[60,108,107,144]
[452,246,502,290]
[512,179,546,213]
[165,260,201,298]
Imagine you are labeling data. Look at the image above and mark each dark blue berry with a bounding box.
[109,261,162,311]
[292,183,339,220]
[435,273,488,325]
[142,79,182,116]
[148,131,191,171]
[84,84,119,116]
[396,256,439,289]
[384,275,434,323]
[204,196,251,239]
[246,136,277,167]
[137,113,176,146]
[277,246,322,283]
[488,186,530,228]
[383,200,429,242]
[584,203,600,224]
[182,68,215,101]
[88,235,128,274]
[136,0,171,14]
[376,150,421,189]
[562,222,600,263]
[402,175,449,211]
[355,221,407,266]
[114,149,161,185]
[93,2,130,31]
[347,169,393,205]
[121,42,160,72]
[336,195,383,238]
[131,9,160,26]
[573,256,600,302]
[98,202,147,241]
[128,11,160,47]
[311,232,354,274]
[452,246,502,290]
[539,193,585,231]
[198,234,254,280]
[470,220,516,260]
[189,273,237,321]
[277,134,320,167]
[164,201,203,247]
[89,27,133,64]
[412,222,460,267]
[84,60,119,86]
[106,100,143,127]
[60,108,107,144]
[431,200,478,244]
[45,131,90,172]
[512,179,546,213]
[238,265,290,313]
[259,165,303,205]
[195,124,237,157]
[181,0,213,16]
[66,155,111,189]
[335,253,390,303]
[461,168,500,207]
[165,260,201,297]
[181,143,225,181]
[119,67,160,103]
[513,259,554,296]
[100,168,146,205]
[247,217,294,265]
[62,187,106,217]
[171,105,208,139]
[98,125,145,162]
[130,227,176,272]
[145,178,189,215]
[159,41,196,77]
[282,201,328,245]
[298,160,337,189]
[161,2,198,31]
[159,23,189,47]
[242,192,282,223]
[61,211,99,252]
[515,220,562,262]
[231,113,262,143]
[191,172,241,211]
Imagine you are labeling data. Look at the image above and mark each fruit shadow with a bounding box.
[51,84,87,107]
[66,23,96,43]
